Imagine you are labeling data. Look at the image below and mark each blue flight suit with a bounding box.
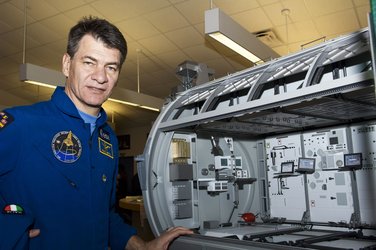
[0,87,136,250]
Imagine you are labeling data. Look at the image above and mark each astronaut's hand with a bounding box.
[126,227,193,250]
[146,226,193,250]
[29,229,40,238]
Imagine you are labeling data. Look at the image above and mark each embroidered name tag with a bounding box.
[99,137,113,158]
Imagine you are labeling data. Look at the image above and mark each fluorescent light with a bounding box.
[20,63,65,87]
[209,32,262,63]
[19,63,163,112]
[110,87,164,112]
[205,8,279,64]
[24,80,57,89]
[108,98,140,107]
[108,98,161,112]
[139,105,160,112]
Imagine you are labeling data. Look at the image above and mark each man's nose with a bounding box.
[91,66,108,84]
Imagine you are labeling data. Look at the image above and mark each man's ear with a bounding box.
[62,53,71,77]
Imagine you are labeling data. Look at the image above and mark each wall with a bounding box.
[117,124,153,165]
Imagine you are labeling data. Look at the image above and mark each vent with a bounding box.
[255,29,283,47]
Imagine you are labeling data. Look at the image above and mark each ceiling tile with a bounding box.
[168,0,187,4]
[135,73,158,89]
[314,9,359,36]
[151,69,177,83]
[22,52,49,66]
[91,0,170,22]
[274,19,320,45]
[142,82,174,98]
[0,38,19,57]
[168,0,187,3]
[25,0,60,21]
[256,0,279,6]
[212,0,260,14]
[120,81,137,94]
[117,75,137,90]
[0,88,31,107]
[220,54,250,73]
[138,34,179,55]
[353,0,370,6]
[304,0,353,17]
[262,1,287,26]
[137,53,166,73]
[204,57,237,76]
[165,26,203,49]
[116,18,160,40]
[27,22,61,45]
[0,56,19,75]
[174,0,211,24]
[0,2,28,29]
[2,28,40,50]
[120,63,136,78]
[119,30,135,43]
[193,22,204,37]
[44,0,88,12]
[38,15,75,39]
[157,50,192,68]
[145,6,190,32]
[63,5,104,22]
[44,39,68,59]
[3,52,24,69]
[0,19,13,33]
[356,5,371,27]
[183,44,223,62]
[280,0,311,23]
[26,45,62,66]
[0,75,19,91]
[125,41,153,64]
[270,44,288,58]
[232,8,273,33]
[7,85,39,103]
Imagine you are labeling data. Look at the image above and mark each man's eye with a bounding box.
[84,61,94,65]
[108,66,118,72]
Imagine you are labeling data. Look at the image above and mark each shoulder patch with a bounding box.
[3,204,24,215]
[0,111,14,130]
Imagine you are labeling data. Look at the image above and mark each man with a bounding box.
[0,16,192,250]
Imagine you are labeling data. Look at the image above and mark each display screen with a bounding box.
[281,162,294,173]
[221,158,228,166]
[344,153,362,169]
[329,137,339,145]
[297,157,315,173]
[235,158,242,166]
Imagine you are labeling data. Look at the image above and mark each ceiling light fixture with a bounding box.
[109,87,163,112]
[204,8,279,64]
[19,63,66,89]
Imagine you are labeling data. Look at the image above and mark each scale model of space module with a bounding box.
[137,26,376,249]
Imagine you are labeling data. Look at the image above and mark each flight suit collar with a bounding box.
[51,86,108,127]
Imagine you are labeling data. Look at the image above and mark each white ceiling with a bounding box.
[0,0,370,129]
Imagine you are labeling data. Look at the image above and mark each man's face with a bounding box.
[62,34,121,115]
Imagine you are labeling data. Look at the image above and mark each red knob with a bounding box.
[241,213,255,223]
